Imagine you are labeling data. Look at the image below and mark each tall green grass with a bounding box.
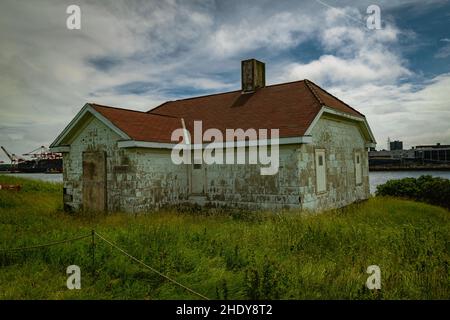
[0,175,449,299]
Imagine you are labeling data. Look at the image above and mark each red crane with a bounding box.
[22,146,62,160]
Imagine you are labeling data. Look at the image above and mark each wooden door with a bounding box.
[82,151,106,212]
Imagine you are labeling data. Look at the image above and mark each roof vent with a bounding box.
[241,59,265,93]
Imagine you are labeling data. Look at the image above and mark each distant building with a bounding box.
[389,140,403,151]
[414,143,450,163]
[369,142,450,168]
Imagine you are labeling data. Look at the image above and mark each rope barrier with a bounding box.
[0,230,210,300]
[94,231,210,300]
[0,234,91,252]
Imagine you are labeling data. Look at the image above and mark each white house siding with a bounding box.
[299,117,370,211]
[126,148,189,212]
[201,145,301,210]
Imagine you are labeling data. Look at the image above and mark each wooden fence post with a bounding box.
[91,230,95,277]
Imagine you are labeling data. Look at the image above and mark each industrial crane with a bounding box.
[1,146,25,165]
[23,145,61,160]
[1,145,63,173]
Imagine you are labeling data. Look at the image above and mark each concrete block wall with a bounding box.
[202,145,302,210]
[299,117,370,211]
[126,148,189,212]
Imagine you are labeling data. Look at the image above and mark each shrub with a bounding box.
[376,175,450,209]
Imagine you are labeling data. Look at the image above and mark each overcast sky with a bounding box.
[1,0,449,162]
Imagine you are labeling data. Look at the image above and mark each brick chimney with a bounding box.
[241,59,265,93]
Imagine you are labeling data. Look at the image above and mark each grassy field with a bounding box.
[0,175,449,300]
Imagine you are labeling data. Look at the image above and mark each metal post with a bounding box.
[91,230,95,277]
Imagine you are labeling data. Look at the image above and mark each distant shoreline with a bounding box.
[370,166,450,172]
[0,171,61,174]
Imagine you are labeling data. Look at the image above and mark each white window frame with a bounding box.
[315,149,327,194]
[354,151,362,186]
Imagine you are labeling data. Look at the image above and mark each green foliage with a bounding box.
[376,175,450,209]
[0,175,449,299]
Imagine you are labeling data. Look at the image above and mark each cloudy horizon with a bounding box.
[1,0,449,162]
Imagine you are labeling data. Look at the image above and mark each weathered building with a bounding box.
[50,59,376,213]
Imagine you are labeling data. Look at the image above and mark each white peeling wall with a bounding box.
[201,145,302,210]
[299,117,370,211]
[126,148,189,212]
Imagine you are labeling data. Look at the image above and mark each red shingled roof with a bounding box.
[92,104,182,143]
[304,80,364,117]
[148,80,364,139]
[91,80,365,143]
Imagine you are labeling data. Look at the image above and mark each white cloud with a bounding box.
[209,11,315,57]
[281,53,411,85]
[328,74,450,149]
[274,9,411,86]
[435,44,450,58]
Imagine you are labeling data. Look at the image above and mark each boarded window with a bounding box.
[191,153,206,194]
[318,155,323,166]
[355,151,362,185]
[315,149,326,193]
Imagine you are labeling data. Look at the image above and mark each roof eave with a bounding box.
[118,135,313,150]
[304,105,376,145]
[50,103,132,148]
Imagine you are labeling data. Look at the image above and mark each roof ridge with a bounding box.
[91,103,180,120]
[146,100,174,114]
[265,79,305,88]
[145,112,180,120]
[303,79,324,107]
[147,80,307,113]
[305,80,365,117]
[150,89,242,111]
[91,103,147,114]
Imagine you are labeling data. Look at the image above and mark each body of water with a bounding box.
[2,171,450,194]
